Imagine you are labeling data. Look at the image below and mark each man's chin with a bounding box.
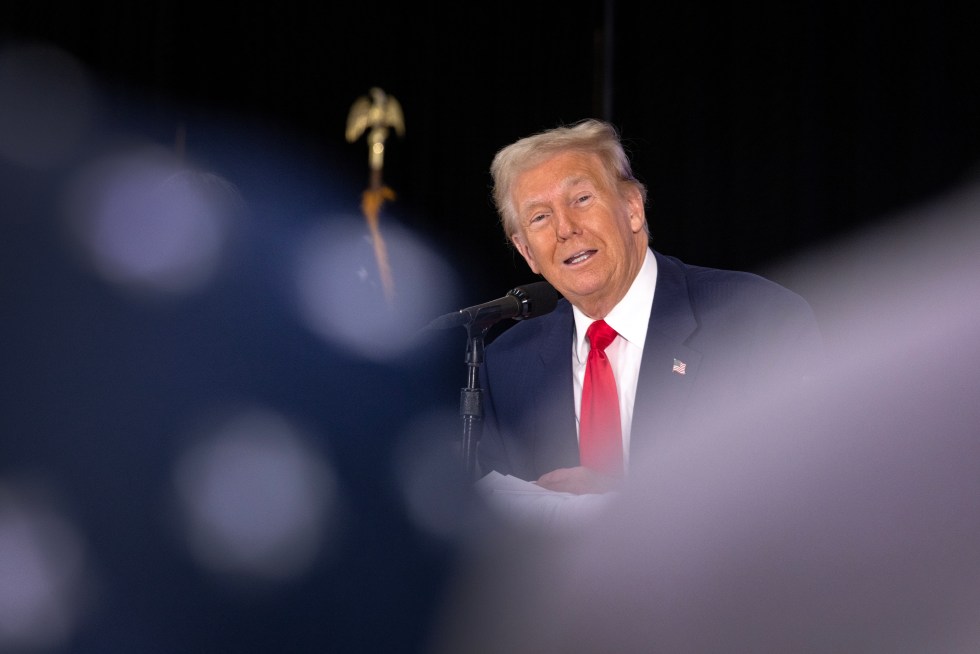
[553,278,605,304]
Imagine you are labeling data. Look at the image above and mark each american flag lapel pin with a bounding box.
[672,358,687,375]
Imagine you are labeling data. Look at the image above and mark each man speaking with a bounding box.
[477,119,824,495]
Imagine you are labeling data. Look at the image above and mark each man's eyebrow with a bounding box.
[517,198,546,219]
[518,175,594,214]
[562,175,589,188]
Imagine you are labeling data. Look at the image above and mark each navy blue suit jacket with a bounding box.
[477,250,824,481]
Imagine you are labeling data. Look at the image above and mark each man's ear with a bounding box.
[511,233,540,274]
[627,187,646,234]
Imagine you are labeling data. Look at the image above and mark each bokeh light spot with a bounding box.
[393,408,478,541]
[293,216,457,361]
[0,41,97,169]
[0,483,89,652]
[172,408,337,582]
[65,148,241,296]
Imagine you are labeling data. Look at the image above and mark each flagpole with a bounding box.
[346,87,405,304]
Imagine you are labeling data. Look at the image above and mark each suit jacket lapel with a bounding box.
[527,302,580,474]
[632,252,702,452]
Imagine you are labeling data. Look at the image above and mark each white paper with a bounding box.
[475,471,617,530]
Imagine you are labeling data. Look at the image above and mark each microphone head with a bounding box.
[508,281,559,320]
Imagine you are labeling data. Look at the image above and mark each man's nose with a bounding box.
[555,209,580,240]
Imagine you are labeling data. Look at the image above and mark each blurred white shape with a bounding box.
[0,485,88,652]
[474,472,616,531]
[173,409,336,582]
[293,216,457,361]
[65,147,240,296]
[0,41,97,169]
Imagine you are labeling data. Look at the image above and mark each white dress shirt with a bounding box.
[572,248,658,471]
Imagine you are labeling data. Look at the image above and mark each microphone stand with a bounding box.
[425,281,557,481]
[459,321,489,482]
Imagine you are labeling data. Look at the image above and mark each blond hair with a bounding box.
[490,119,648,238]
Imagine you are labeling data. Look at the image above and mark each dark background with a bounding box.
[6,1,978,295]
[2,1,979,652]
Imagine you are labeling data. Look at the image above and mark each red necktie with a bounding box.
[579,319,623,475]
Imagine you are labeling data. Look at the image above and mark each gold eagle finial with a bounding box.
[346,87,405,174]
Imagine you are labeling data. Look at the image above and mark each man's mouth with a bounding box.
[564,249,596,265]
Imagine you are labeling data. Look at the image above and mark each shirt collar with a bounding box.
[573,248,658,358]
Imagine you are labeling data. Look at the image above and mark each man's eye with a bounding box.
[576,193,593,204]
[530,213,547,224]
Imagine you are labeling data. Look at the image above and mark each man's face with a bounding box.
[510,150,646,318]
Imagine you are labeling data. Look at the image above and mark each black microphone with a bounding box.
[426,281,560,330]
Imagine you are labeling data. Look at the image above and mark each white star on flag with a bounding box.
[672,358,687,375]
